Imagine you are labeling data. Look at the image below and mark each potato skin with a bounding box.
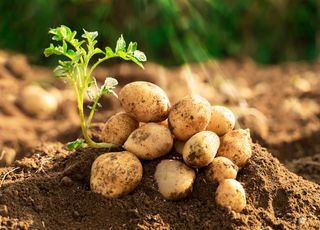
[215,179,246,213]
[217,129,252,168]
[21,85,58,117]
[124,123,173,160]
[182,131,220,168]
[154,160,196,200]
[101,112,139,145]
[206,105,236,136]
[90,151,143,198]
[168,95,211,141]
[119,81,170,122]
[205,157,238,183]
[173,140,185,155]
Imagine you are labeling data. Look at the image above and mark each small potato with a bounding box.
[205,157,238,183]
[173,140,185,155]
[206,105,236,136]
[124,123,173,160]
[119,81,170,122]
[155,160,196,200]
[168,95,211,141]
[101,112,139,145]
[217,129,252,168]
[90,151,143,198]
[21,85,58,117]
[182,131,220,168]
[215,179,246,213]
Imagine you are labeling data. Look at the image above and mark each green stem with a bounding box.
[86,92,102,128]
[72,80,118,149]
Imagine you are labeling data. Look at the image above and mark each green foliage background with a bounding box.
[0,0,319,65]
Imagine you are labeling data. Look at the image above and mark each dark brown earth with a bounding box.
[0,51,320,229]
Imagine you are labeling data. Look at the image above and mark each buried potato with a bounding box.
[154,160,196,200]
[182,131,220,168]
[90,151,143,198]
[119,81,170,122]
[215,179,246,213]
[205,156,238,183]
[206,105,236,136]
[217,129,252,168]
[168,95,212,141]
[173,140,185,155]
[101,112,139,145]
[124,123,173,160]
[20,85,58,117]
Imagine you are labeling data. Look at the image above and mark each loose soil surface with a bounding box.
[0,51,319,229]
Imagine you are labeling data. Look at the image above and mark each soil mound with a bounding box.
[0,143,319,229]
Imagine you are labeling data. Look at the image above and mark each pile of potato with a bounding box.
[90,81,252,213]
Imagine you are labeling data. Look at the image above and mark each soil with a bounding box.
[0,51,320,229]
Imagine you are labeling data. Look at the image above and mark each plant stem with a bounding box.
[72,80,118,149]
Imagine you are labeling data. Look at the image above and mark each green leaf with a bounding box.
[127,42,137,53]
[133,50,147,62]
[127,55,144,69]
[117,50,129,60]
[105,47,114,57]
[115,35,126,52]
[44,44,65,57]
[82,29,98,42]
[66,139,85,150]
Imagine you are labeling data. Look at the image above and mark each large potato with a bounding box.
[90,151,143,198]
[205,157,238,183]
[124,123,173,160]
[182,131,220,168]
[206,105,236,136]
[155,160,196,200]
[215,179,246,213]
[20,85,58,117]
[217,129,252,168]
[101,112,139,145]
[168,95,211,141]
[119,81,170,122]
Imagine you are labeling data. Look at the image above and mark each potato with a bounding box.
[215,179,246,213]
[205,157,238,183]
[119,81,170,122]
[173,140,185,155]
[217,129,252,168]
[206,105,236,136]
[182,131,220,168]
[90,151,143,198]
[21,85,58,117]
[154,160,196,200]
[101,112,139,145]
[168,95,211,141]
[124,123,173,160]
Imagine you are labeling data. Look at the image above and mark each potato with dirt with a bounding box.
[168,95,211,141]
[124,123,173,160]
[215,179,246,212]
[119,81,170,122]
[217,129,252,168]
[90,151,143,198]
[206,105,236,136]
[155,160,196,200]
[182,131,220,168]
[20,85,58,117]
[101,112,139,145]
[205,156,238,183]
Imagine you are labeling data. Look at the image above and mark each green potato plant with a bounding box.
[44,25,146,150]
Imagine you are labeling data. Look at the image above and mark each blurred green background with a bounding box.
[0,0,319,66]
